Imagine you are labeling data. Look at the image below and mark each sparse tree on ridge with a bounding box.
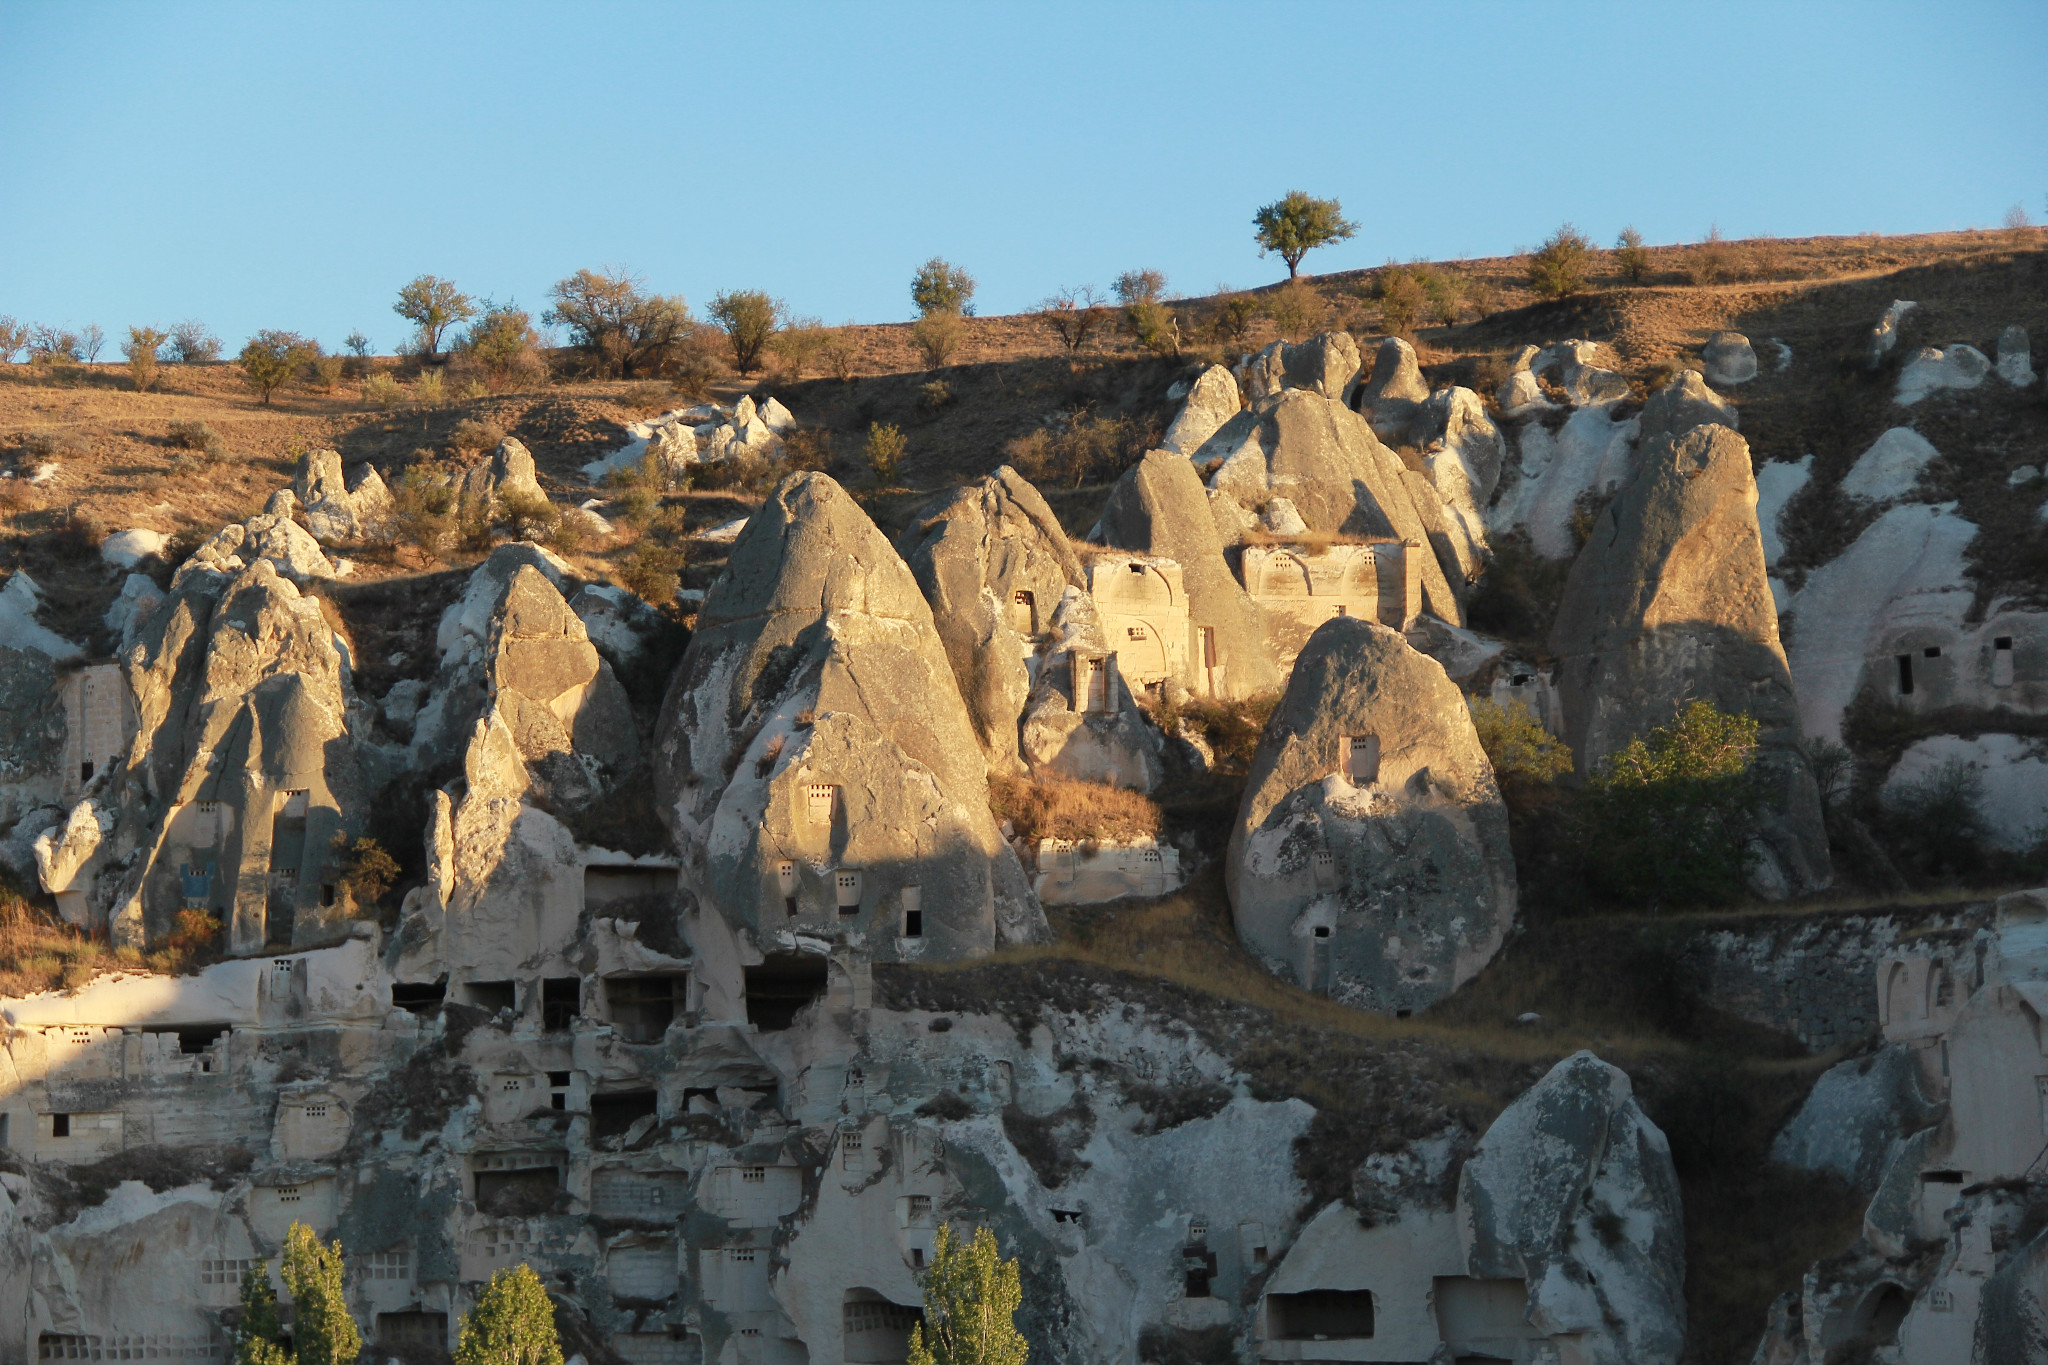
[1253,191,1358,279]
[708,290,784,374]
[236,330,315,404]
[344,330,372,356]
[123,326,169,392]
[911,258,977,317]
[455,1263,563,1365]
[168,320,222,363]
[393,274,475,356]
[545,267,694,377]
[0,316,27,362]
[1112,270,1166,306]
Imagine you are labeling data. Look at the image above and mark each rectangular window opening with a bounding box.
[591,1089,658,1139]
[605,975,686,1044]
[1897,654,1915,695]
[464,980,516,1014]
[1268,1289,1375,1340]
[541,977,580,1032]
[51,1113,69,1138]
[391,979,447,1015]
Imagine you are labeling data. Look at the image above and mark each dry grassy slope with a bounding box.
[1,228,2041,651]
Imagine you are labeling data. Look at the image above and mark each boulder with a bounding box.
[654,472,1045,956]
[759,396,797,433]
[1242,330,1363,405]
[1459,1051,1686,1365]
[1019,588,1166,791]
[0,572,81,662]
[1497,346,1560,418]
[1161,365,1242,456]
[184,493,335,584]
[1225,617,1516,1013]
[1534,340,1630,407]
[292,448,392,543]
[1702,330,1758,386]
[1260,497,1308,536]
[1357,336,1429,438]
[99,529,166,569]
[1205,487,1257,548]
[1194,390,1465,624]
[1998,324,2035,387]
[1548,423,1831,894]
[898,466,1087,773]
[1866,298,1917,369]
[1771,1045,1941,1193]
[1636,368,1739,445]
[1841,427,1940,503]
[1418,385,1505,502]
[1896,344,1991,404]
[1095,449,1281,698]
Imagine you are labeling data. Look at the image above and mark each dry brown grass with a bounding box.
[989,775,1163,845]
[0,875,224,998]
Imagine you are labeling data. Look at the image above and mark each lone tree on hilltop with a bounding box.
[911,258,977,317]
[708,290,784,374]
[1253,191,1358,279]
[907,1225,1029,1365]
[281,1222,361,1365]
[455,1263,563,1365]
[236,330,314,404]
[1527,224,1594,299]
[393,275,475,356]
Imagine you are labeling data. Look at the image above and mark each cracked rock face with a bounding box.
[898,466,1086,774]
[1225,617,1516,1013]
[656,472,1046,958]
[1161,364,1244,455]
[1548,423,1831,896]
[1459,1051,1687,1365]
[292,447,391,544]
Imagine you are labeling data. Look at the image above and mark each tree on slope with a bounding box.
[907,1225,1029,1365]
[281,1222,361,1365]
[394,274,475,356]
[236,330,314,404]
[1253,191,1358,279]
[455,1263,564,1365]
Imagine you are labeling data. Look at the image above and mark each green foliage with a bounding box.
[1039,287,1108,354]
[1208,296,1259,348]
[1002,411,1148,489]
[865,421,907,484]
[412,368,446,404]
[1881,758,1990,879]
[332,833,400,910]
[1252,191,1358,278]
[817,327,862,380]
[392,464,456,556]
[920,379,952,410]
[769,315,829,376]
[907,1225,1029,1365]
[306,353,344,393]
[455,1263,563,1365]
[123,326,168,392]
[1112,269,1166,306]
[911,257,977,317]
[1576,700,1766,909]
[617,536,686,608]
[236,330,315,404]
[1615,226,1650,284]
[1416,266,1466,326]
[1527,224,1593,299]
[393,274,476,356]
[1370,268,1424,336]
[1803,736,1853,817]
[462,301,547,389]
[1468,699,1573,785]
[708,290,784,374]
[233,1263,289,1365]
[361,371,404,409]
[166,419,225,460]
[1125,299,1179,356]
[499,488,562,543]
[281,1222,361,1365]
[343,330,371,357]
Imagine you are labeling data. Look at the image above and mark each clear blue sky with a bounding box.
[3,1,2043,353]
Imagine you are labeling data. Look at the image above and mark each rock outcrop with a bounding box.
[1867,298,1917,368]
[1241,330,1362,405]
[1161,364,1242,455]
[898,467,1087,773]
[457,437,547,516]
[1018,588,1166,790]
[1635,368,1739,445]
[1195,391,1466,621]
[1702,330,1758,386]
[1459,1051,1687,1365]
[655,472,1045,956]
[1997,323,2035,387]
[1095,449,1281,698]
[1548,423,1831,894]
[1356,336,1429,437]
[292,447,392,543]
[1226,617,1516,1013]
[1896,343,1991,404]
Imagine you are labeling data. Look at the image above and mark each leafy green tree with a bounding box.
[865,421,907,485]
[462,301,547,388]
[910,258,976,317]
[1576,699,1766,908]
[708,290,783,374]
[280,1222,361,1365]
[1252,191,1358,279]
[236,330,315,404]
[455,1263,563,1365]
[393,275,475,356]
[907,1225,1028,1365]
[1112,270,1166,306]
[1527,224,1594,299]
[232,1263,289,1365]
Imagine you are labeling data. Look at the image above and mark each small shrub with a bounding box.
[123,326,168,392]
[1264,279,1325,341]
[449,418,505,456]
[1687,225,1738,285]
[390,466,456,557]
[617,537,685,606]
[816,327,861,381]
[1002,411,1150,488]
[343,330,371,357]
[919,379,951,411]
[0,316,28,362]
[769,315,828,377]
[459,300,548,390]
[165,420,225,459]
[1468,698,1573,785]
[331,835,400,911]
[236,330,314,404]
[781,427,835,473]
[307,353,344,393]
[1208,296,1259,348]
[1880,758,1991,880]
[910,257,976,316]
[361,372,403,408]
[499,489,560,542]
[411,368,445,403]
[1527,224,1593,299]
[1615,226,1649,284]
[29,325,83,362]
[1040,286,1109,354]
[1416,266,1466,326]
[1125,299,1180,357]
[911,310,964,368]
[864,422,907,484]
[167,320,222,364]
